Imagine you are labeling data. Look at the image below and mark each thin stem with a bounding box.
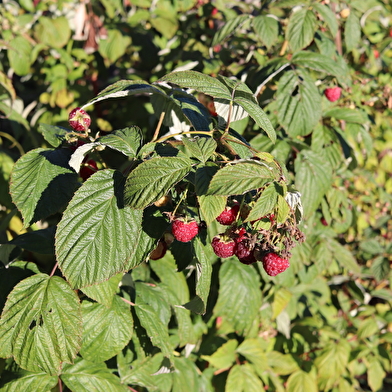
[154,130,213,143]
[50,262,58,277]
[58,377,63,392]
[121,297,135,306]
[253,63,290,97]
[172,187,188,217]
[152,111,165,142]
[0,131,25,156]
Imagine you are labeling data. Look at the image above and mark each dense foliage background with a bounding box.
[0,0,391,391]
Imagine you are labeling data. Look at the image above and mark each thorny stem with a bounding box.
[152,111,165,142]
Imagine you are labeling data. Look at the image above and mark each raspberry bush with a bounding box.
[0,1,391,391]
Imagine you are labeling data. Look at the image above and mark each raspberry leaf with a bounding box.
[245,183,278,222]
[56,169,156,288]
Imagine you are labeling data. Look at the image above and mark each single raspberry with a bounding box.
[216,204,240,225]
[149,240,168,260]
[80,159,97,181]
[262,253,290,276]
[69,107,91,132]
[235,240,257,265]
[171,218,199,242]
[211,235,236,258]
[324,87,342,102]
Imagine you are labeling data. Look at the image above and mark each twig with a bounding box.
[253,63,290,97]
[152,111,165,142]
[121,297,135,306]
[50,262,58,277]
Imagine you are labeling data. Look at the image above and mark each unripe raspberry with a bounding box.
[69,107,91,132]
[262,252,290,276]
[216,204,240,225]
[324,87,342,102]
[171,218,199,242]
[211,236,236,258]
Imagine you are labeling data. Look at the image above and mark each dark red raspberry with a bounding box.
[235,240,256,265]
[80,159,98,181]
[211,236,236,258]
[171,218,199,242]
[262,253,290,276]
[324,87,342,102]
[216,204,240,225]
[69,107,91,132]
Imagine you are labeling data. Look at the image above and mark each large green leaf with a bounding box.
[367,357,386,392]
[323,107,367,123]
[172,357,200,392]
[0,369,57,392]
[80,296,133,362]
[39,124,70,148]
[0,274,81,375]
[10,148,79,227]
[206,161,278,196]
[182,137,217,163]
[201,340,238,370]
[286,370,318,392]
[291,51,346,76]
[7,36,32,76]
[212,15,249,46]
[61,357,129,392]
[276,69,322,137]
[294,150,333,218]
[34,16,71,48]
[253,15,279,49]
[124,157,193,209]
[56,169,156,288]
[312,3,338,37]
[245,183,279,222]
[158,71,232,100]
[214,259,261,335]
[236,339,268,377]
[286,9,317,52]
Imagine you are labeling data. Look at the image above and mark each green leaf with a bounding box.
[323,107,367,123]
[345,11,361,52]
[286,370,318,392]
[253,15,279,49]
[367,357,386,392]
[198,195,227,226]
[329,239,361,273]
[0,369,57,392]
[34,16,71,48]
[98,29,131,63]
[276,69,322,137]
[7,36,32,76]
[272,287,292,319]
[39,124,70,148]
[172,357,200,392]
[225,364,244,392]
[371,256,390,281]
[357,317,379,339]
[276,194,290,224]
[97,127,143,158]
[201,340,238,369]
[0,274,82,375]
[312,3,338,37]
[183,237,213,315]
[134,303,174,366]
[245,183,278,222]
[10,148,79,227]
[182,137,217,163]
[206,161,278,196]
[56,170,156,288]
[241,363,264,392]
[286,9,317,52]
[291,51,346,76]
[214,259,261,335]
[212,15,249,46]
[81,273,123,307]
[80,296,133,363]
[294,150,333,218]
[124,157,192,209]
[236,339,268,374]
[267,351,300,375]
[61,357,129,392]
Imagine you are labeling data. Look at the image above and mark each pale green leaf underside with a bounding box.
[124,157,193,209]
[0,274,81,375]
[10,148,78,226]
[80,296,133,363]
[56,169,155,288]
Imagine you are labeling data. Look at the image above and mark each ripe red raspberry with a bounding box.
[211,236,236,258]
[216,204,240,225]
[171,218,199,242]
[324,87,342,102]
[262,253,290,276]
[69,107,91,132]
